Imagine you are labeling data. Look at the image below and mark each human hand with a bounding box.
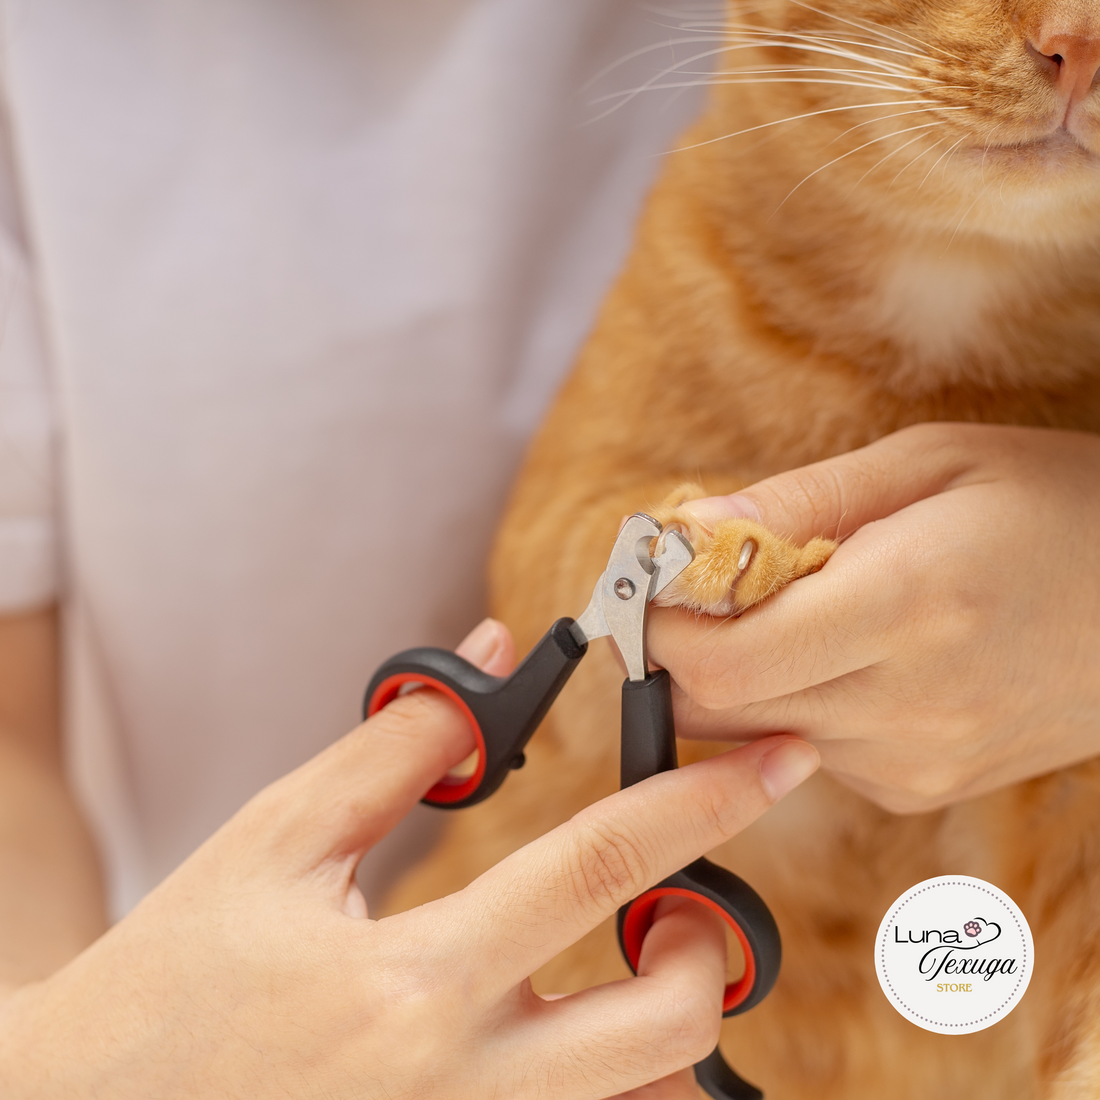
[648,423,1100,814]
[0,618,817,1099]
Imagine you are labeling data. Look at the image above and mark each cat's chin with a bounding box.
[933,132,1100,245]
[976,128,1099,168]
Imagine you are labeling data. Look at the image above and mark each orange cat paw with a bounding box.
[650,482,836,616]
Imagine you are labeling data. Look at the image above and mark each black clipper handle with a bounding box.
[620,670,679,788]
[363,618,585,809]
[616,859,782,1017]
[693,1048,764,1100]
[616,669,782,1100]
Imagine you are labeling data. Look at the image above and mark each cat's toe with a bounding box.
[650,484,837,616]
[654,517,778,615]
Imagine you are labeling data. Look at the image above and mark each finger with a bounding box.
[446,736,818,988]
[666,675,818,743]
[666,654,884,742]
[648,476,965,709]
[669,688,948,807]
[669,656,1018,814]
[243,618,517,867]
[676,422,980,546]
[612,1068,702,1099]
[637,896,725,1004]
[511,899,725,1097]
[648,538,877,710]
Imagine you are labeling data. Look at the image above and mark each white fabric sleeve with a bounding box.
[0,100,56,612]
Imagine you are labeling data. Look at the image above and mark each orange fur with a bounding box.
[651,482,836,615]
[388,2,1100,1095]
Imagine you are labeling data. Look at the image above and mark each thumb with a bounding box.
[611,1068,705,1099]
[678,424,976,545]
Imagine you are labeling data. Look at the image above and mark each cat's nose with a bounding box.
[1030,30,1100,115]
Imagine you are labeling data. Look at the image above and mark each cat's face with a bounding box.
[718,0,1100,242]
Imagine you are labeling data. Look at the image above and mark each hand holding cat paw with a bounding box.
[651,482,835,616]
[647,423,1100,813]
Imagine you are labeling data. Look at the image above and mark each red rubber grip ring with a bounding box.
[367,673,487,804]
[621,886,757,1014]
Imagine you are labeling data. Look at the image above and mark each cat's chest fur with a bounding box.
[864,247,1024,379]
[793,236,1100,394]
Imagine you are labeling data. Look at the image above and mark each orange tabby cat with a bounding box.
[388,1,1100,1095]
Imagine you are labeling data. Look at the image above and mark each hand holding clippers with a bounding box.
[364,515,781,1099]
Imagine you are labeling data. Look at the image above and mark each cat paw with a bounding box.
[650,482,837,616]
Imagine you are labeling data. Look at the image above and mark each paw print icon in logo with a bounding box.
[961,917,1000,946]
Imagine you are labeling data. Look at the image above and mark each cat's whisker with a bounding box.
[586,43,744,121]
[686,33,917,78]
[671,99,941,154]
[728,27,931,69]
[778,11,924,59]
[705,69,971,97]
[580,34,731,94]
[589,32,936,121]
[849,129,944,193]
[771,121,944,216]
[643,1,727,20]
[646,0,750,22]
[588,22,938,121]
[712,76,914,92]
[692,65,931,80]
[592,77,918,107]
[856,22,964,66]
[587,38,891,120]
[826,111,923,151]
[692,0,772,22]
[788,0,965,64]
[945,178,994,251]
[947,129,1004,242]
[679,0,929,59]
[722,29,923,73]
[718,19,928,64]
[917,136,967,191]
[888,136,950,190]
[976,125,1008,184]
[824,105,967,150]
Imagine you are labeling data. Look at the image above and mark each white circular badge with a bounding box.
[875,875,1033,1034]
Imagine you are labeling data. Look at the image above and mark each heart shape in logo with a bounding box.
[962,917,1001,946]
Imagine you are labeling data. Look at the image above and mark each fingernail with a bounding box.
[759,739,819,802]
[680,492,761,529]
[455,618,503,670]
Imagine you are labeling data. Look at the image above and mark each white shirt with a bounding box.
[0,0,701,916]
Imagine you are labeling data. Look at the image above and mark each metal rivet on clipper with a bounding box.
[614,577,636,600]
